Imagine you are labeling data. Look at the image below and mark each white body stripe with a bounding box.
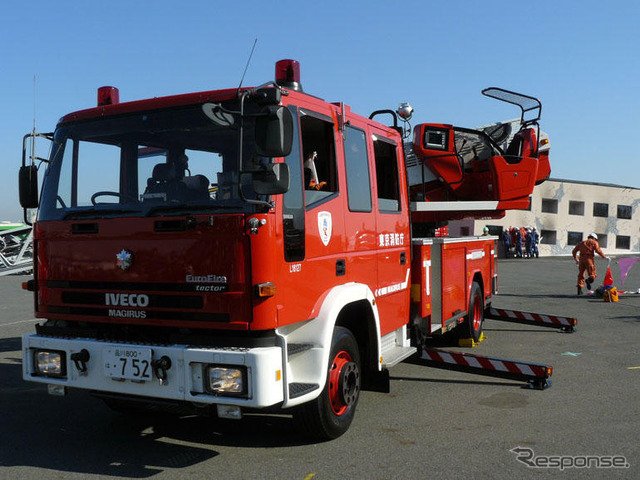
[423,260,431,296]
[375,268,410,297]
[466,250,485,260]
[411,201,500,212]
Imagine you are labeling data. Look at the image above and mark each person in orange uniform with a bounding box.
[572,233,607,295]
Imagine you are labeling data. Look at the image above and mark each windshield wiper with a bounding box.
[144,203,240,217]
[62,207,142,220]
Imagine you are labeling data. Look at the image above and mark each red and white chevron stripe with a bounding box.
[487,307,577,330]
[420,347,552,389]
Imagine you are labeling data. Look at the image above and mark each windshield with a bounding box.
[39,100,269,220]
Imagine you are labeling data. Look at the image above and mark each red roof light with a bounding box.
[275,59,302,92]
[97,86,120,106]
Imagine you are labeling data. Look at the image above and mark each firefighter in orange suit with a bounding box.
[572,233,607,295]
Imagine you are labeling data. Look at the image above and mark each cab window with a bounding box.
[374,135,400,212]
[344,126,372,212]
[300,111,337,207]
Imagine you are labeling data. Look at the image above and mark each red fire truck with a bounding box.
[19,59,554,440]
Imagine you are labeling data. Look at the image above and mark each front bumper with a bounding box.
[22,334,284,408]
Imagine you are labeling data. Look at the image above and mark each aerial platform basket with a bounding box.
[407,87,550,223]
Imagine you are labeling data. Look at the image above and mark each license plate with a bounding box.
[103,347,153,381]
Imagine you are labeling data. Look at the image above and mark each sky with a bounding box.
[1,0,639,222]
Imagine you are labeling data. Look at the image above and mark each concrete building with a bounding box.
[448,178,640,256]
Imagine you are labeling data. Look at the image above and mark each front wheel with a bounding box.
[294,326,361,440]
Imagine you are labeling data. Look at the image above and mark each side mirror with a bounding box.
[19,165,39,209]
[255,106,293,158]
[252,163,290,195]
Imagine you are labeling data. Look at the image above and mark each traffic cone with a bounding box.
[604,267,614,287]
[602,265,618,302]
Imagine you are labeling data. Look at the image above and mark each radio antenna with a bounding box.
[30,75,37,165]
[237,38,258,92]
[32,75,37,134]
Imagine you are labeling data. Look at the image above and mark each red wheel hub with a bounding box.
[472,293,483,332]
[328,350,360,416]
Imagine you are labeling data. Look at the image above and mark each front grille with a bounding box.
[47,280,227,293]
[62,291,203,309]
[35,321,277,347]
[48,305,229,323]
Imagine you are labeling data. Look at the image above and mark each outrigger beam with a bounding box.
[485,307,577,333]
[420,347,552,390]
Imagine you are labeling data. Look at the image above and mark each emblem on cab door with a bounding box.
[116,249,133,271]
[318,211,332,246]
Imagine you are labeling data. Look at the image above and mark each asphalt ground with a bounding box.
[1,256,639,479]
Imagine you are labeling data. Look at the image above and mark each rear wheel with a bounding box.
[294,326,361,440]
[459,281,484,342]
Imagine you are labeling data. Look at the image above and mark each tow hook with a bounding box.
[70,349,90,375]
[152,356,172,385]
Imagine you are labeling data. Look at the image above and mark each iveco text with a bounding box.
[105,293,150,307]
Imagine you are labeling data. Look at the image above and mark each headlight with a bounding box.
[34,350,66,378]
[206,365,247,396]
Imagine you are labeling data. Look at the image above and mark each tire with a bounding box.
[459,281,484,342]
[294,326,361,440]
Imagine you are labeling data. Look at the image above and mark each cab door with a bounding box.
[276,105,346,326]
[369,127,411,335]
[341,120,377,298]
